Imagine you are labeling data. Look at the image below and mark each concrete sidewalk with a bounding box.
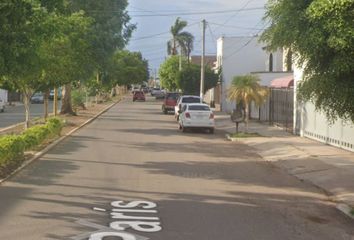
[215,111,354,218]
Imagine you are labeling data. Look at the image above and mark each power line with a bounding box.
[130,21,199,41]
[125,7,265,17]
[207,22,217,44]
[208,22,265,31]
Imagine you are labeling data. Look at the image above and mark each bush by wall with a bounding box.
[0,117,63,178]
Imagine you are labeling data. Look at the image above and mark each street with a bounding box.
[0,96,352,240]
[0,101,60,128]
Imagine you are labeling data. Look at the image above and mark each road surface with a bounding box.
[0,96,352,240]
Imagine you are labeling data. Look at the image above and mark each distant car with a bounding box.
[0,99,5,112]
[174,95,202,120]
[49,89,62,100]
[155,89,166,99]
[31,92,44,104]
[178,103,215,134]
[151,88,162,96]
[133,91,145,102]
[131,87,140,94]
[162,92,180,114]
[142,87,149,93]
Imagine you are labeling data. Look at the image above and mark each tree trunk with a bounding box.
[23,91,32,129]
[60,83,75,115]
[43,89,50,121]
[53,87,58,116]
[96,72,100,104]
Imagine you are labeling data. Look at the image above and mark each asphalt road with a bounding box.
[0,101,60,128]
[0,96,353,240]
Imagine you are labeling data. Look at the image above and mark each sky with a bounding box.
[126,0,268,74]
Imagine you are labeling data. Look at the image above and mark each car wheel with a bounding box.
[163,108,168,114]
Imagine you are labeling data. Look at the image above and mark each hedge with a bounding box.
[0,117,63,178]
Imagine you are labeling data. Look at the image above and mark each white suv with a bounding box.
[0,99,5,112]
[174,95,202,120]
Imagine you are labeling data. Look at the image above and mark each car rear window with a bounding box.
[166,93,179,100]
[188,105,210,111]
[182,97,201,103]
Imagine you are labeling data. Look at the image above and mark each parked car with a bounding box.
[131,86,140,94]
[174,95,202,120]
[133,91,145,102]
[155,89,166,99]
[0,99,5,112]
[31,92,44,104]
[178,103,215,134]
[49,89,62,100]
[162,92,180,114]
[151,88,162,96]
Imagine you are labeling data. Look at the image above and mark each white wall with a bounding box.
[294,65,354,152]
[0,89,8,103]
[217,36,280,112]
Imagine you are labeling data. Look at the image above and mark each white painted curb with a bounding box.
[336,203,354,220]
[0,100,119,184]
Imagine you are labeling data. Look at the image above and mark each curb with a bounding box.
[0,100,120,184]
[336,204,354,220]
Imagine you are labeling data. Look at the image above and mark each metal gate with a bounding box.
[258,88,294,132]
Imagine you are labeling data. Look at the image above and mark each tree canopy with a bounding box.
[167,18,194,59]
[108,50,149,87]
[260,0,354,122]
[177,64,219,95]
[159,56,187,91]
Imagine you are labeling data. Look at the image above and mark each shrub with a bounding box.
[0,117,64,178]
[72,89,86,111]
[0,136,25,164]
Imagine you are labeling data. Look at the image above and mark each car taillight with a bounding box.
[209,113,214,119]
[185,112,191,118]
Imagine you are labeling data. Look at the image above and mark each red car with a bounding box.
[162,92,180,114]
[133,91,145,102]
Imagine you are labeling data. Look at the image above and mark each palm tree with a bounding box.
[167,18,194,59]
[227,74,269,132]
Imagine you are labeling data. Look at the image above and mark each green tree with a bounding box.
[167,17,194,58]
[108,50,149,88]
[159,56,187,91]
[69,0,136,81]
[227,75,268,132]
[39,11,95,116]
[260,0,354,123]
[0,1,56,128]
[177,64,219,95]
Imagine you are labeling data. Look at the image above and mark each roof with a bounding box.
[270,75,294,88]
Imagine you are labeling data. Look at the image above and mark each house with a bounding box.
[212,36,286,112]
[190,55,216,68]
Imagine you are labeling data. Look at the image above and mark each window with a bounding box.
[182,97,201,103]
[188,105,210,111]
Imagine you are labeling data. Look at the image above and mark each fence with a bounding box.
[256,88,294,133]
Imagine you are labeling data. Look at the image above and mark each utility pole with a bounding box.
[200,19,206,100]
